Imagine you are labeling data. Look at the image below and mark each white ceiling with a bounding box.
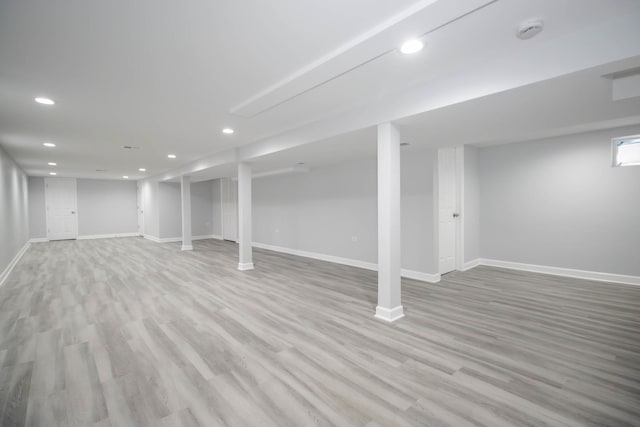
[1,0,640,181]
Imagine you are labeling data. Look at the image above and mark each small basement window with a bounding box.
[612,135,640,167]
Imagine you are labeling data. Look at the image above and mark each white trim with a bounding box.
[238,262,254,271]
[143,234,162,243]
[479,258,640,286]
[455,145,465,271]
[375,305,405,322]
[253,242,441,283]
[181,245,193,251]
[144,234,223,244]
[29,238,49,243]
[193,234,222,241]
[77,232,139,240]
[0,242,30,287]
[253,242,377,270]
[401,269,441,283]
[155,237,182,243]
[461,258,482,271]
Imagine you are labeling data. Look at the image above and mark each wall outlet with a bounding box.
[351,236,358,242]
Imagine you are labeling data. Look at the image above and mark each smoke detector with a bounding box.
[517,19,544,40]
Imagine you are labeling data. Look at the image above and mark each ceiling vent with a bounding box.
[517,19,544,40]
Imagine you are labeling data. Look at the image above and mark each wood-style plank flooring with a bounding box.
[1,237,639,426]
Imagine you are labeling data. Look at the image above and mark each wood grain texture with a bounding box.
[0,237,639,426]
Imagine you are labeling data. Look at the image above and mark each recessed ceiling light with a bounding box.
[49,172,57,176]
[123,175,129,179]
[35,97,55,105]
[139,168,146,172]
[400,38,424,54]
[43,142,56,147]
[48,162,57,166]
[222,128,235,134]
[168,154,176,159]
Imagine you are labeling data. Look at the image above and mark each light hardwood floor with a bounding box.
[0,237,639,426]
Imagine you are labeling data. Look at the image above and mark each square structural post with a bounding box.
[376,122,404,322]
[181,175,193,251]
[237,162,254,270]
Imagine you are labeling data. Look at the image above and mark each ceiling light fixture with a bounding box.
[35,97,55,105]
[49,172,57,176]
[139,168,146,172]
[48,162,57,166]
[222,128,235,134]
[123,175,129,179]
[400,38,424,54]
[168,154,176,159]
[43,142,56,147]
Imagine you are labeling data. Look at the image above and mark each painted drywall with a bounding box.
[158,182,182,239]
[141,180,159,238]
[191,180,214,236]
[28,177,47,239]
[211,179,222,236]
[0,145,29,278]
[253,148,437,274]
[478,125,640,276]
[463,145,480,263]
[77,179,138,236]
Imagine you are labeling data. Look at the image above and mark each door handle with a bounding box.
[71,211,76,214]
[452,213,459,218]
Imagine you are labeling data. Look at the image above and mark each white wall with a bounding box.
[463,145,480,263]
[158,182,182,239]
[0,146,29,279]
[253,148,437,275]
[212,179,222,236]
[191,180,214,237]
[29,177,138,239]
[77,179,138,236]
[478,125,640,276]
[141,180,159,238]
[28,177,47,239]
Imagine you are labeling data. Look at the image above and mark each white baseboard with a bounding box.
[461,258,482,271]
[252,242,440,283]
[253,242,377,270]
[401,269,441,283]
[375,305,405,322]
[193,234,223,241]
[477,258,640,286]
[77,232,139,240]
[181,245,193,251]
[145,234,223,244]
[238,262,255,271]
[0,241,30,287]
[29,238,49,243]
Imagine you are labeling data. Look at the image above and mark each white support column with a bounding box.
[375,122,404,322]
[237,162,254,270]
[181,175,193,251]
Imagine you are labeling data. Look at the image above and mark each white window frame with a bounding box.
[611,134,640,167]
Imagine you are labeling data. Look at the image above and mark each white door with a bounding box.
[438,148,457,274]
[221,178,238,242]
[46,178,78,241]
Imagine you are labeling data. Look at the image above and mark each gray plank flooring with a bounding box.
[0,237,639,426]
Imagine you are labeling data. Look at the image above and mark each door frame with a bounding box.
[45,177,78,241]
